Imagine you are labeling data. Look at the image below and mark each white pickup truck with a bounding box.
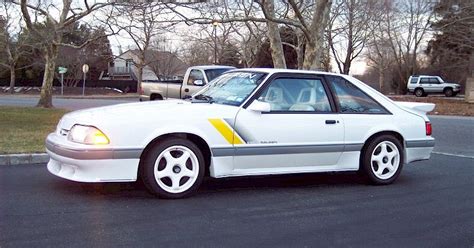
[139,65,235,101]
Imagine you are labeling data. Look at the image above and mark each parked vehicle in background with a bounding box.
[407,75,461,97]
[139,65,235,101]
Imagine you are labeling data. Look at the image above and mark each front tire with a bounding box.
[141,137,205,199]
[360,135,404,185]
[444,88,454,97]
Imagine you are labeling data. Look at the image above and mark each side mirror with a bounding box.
[247,100,271,113]
[194,80,205,86]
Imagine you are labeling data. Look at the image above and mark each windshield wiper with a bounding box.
[192,94,215,103]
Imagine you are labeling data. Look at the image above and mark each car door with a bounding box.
[419,77,433,92]
[430,77,443,92]
[232,74,344,171]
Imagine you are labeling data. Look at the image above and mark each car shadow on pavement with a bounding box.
[48,172,372,199]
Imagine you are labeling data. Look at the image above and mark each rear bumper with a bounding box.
[45,133,141,183]
[405,139,435,163]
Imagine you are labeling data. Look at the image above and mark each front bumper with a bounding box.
[45,133,141,183]
[139,95,150,101]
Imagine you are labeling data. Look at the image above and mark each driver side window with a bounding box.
[187,69,205,86]
[257,77,332,112]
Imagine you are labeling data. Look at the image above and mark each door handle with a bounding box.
[184,88,189,92]
[325,120,337,124]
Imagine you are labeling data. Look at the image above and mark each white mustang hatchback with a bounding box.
[46,69,435,198]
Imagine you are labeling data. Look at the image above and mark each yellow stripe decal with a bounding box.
[208,119,244,145]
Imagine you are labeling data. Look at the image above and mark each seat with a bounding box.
[289,87,316,111]
[264,87,285,111]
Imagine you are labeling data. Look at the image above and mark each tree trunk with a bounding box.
[378,67,384,93]
[8,66,15,94]
[137,65,143,93]
[263,0,286,68]
[303,0,332,70]
[296,31,305,69]
[37,47,58,108]
[302,42,319,70]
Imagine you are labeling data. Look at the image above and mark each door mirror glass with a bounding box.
[194,79,204,86]
[248,100,271,113]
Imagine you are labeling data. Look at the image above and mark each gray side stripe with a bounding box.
[46,140,142,160]
[406,140,435,148]
[212,143,363,157]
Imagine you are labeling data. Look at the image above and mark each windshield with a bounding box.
[205,68,233,82]
[193,71,267,106]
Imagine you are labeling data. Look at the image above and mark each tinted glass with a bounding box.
[327,76,388,114]
[257,78,331,112]
[429,78,440,84]
[205,68,232,82]
[420,78,430,84]
[410,77,418,84]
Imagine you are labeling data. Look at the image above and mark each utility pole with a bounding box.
[212,21,219,64]
[82,64,89,96]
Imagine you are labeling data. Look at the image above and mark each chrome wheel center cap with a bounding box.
[173,165,181,174]
[383,157,389,163]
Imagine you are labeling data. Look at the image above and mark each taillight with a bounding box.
[425,122,432,136]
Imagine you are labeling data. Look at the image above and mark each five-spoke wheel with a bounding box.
[360,135,404,185]
[141,138,204,198]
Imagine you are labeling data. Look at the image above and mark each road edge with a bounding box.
[0,153,49,166]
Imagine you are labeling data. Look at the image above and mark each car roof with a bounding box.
[229,68,343,76]
[411,75,439,77]
[189,65,236,70]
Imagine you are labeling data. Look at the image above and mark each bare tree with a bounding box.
[366,36,395,93]
[260,0,286,68]
[164,0,333,70]
[383,0,435,93]
[18,0,113,107]
[110,2,175,91]
[148,39,188,80]
[0,2,32,93]
[328,0,377,74]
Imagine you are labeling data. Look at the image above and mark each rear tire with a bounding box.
[141,137,205,199]
[414,88,425,97]
[150,94,163,101]
[360,135,404,185]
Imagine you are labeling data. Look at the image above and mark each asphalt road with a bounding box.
[1,96,473,247]
[430,115,474,157]
[0,154,473,247]
[1,117,473,247]
[0,95,135,110]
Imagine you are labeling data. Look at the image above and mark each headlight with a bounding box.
[68,125,110,145]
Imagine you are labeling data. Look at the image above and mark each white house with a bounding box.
[102,50,188,82]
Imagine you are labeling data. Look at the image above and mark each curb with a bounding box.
[0,153,49,166]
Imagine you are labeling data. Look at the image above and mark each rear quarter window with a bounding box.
[326,76,389,114]
[410,77,418,84]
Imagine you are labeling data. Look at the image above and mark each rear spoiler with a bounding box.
[395,101,435,114]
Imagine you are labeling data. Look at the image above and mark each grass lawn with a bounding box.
[0,106,68,154]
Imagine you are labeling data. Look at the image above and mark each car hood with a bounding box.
[59,99,238,130]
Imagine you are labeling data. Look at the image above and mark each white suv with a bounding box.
[407,75,461,97]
